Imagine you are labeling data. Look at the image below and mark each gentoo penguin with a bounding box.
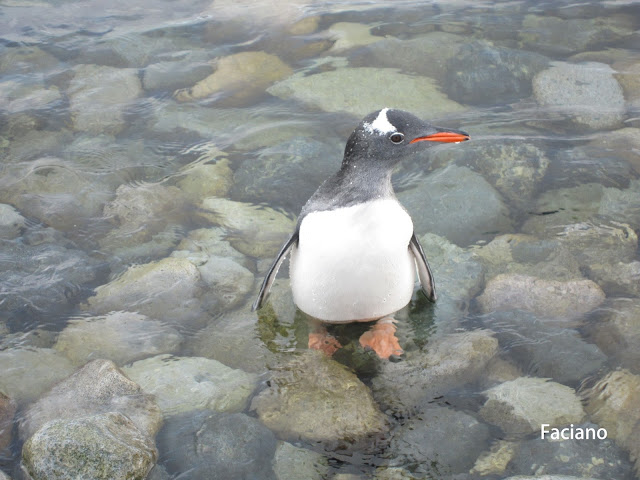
[253,108,469,358]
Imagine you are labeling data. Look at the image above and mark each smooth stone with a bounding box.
[84,257,205,329]
[373,330,498,415]
[0,204,26,239]
[445,41,549,105]
[122,354,257,416]
[389,406,491,475]
[251,351,387,449]
[22,412,157,480]
[480,377,585,435]
[175,157,233,203]
[54,311,183,366]
[20,359,162,441]
[0,392,16,451]
[586,298,640,374]
[175,51,292,106]
[326,22,381,52]
[587,261,640,297]
[158,411,277,480]
[272,441,328,480]
[398,165,512,246]
[267,67,465,118]
[533,62,625,130]
[196,197,296,258]
[142,54,214,92]
[477,274,605,320]
[0,348,75,403]
[68,64,141,135]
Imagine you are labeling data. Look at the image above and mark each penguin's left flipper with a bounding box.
[409,233,437,302]
[252,232,298,311]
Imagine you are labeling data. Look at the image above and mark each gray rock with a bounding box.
[20,359,162,441]
[480,377,585,436]
[389,406,491,476]
[0,204,25,239]
[0,392,16,451]
[175,157,233,204]
[0,45,59,75]
[445,41,549,105]
[122,354,257,416]
[273,441,329,480]
[477,274,605,321]
[251,351,387,449]
[0,348,75,403]
[398,165,512,246]
[586,261,640,297]
[158,411,277,480]
[533,62,625,131]
[267,67,465,118]
[0,79,62,114]
[142,55,214,92]
[599,179,640,231]
[0,469,10,480]
[54,311,183,366]
[22,412,157,480]
[194,255,254,311]
[504,476,600,480]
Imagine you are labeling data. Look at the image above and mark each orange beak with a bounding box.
[410,130,470,144]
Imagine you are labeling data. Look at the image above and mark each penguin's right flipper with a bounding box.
[252,232,298,311]
[409,233,437,302]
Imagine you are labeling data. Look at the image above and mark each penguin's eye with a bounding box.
[389,132,404,144]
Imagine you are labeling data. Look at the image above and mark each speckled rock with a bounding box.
[158,411,277,480]
[122,354,257,416]
[533,62,625,130]
[175,51,292,106]
[68,64,142,135]
[196,197,296,258]
[0,348,75,403]
[389,406,491,476]
[267,67,465,118]
[0,392,16,451]
[480,377,585,435]
[22,412,157,480]
[54,311,183,366]
[175,157,233,203]
[251,351,387,449]
[0,204,25,239]
[478,274,605,320]
[272,441,329,480]
[20,359,162,441]
[398,165,512,246]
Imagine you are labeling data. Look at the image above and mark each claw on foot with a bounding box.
[308,332,342,356]
[359,321,403,360]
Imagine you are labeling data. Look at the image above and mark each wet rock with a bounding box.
[587,261,640,297]
[20,359,162,441]
[0,392,16,451]
[273,441,329,480]
[398,165,512,246]
[533,62,625,131]
[196,197,296,258]
[175,157,233,203]
[350,32,465,82]
[586,298,640,374]
[122,354,257,416]
[0,204,25,239]
[389,406,491,476]
[0,469,9,480]
[142,53,214,92]
[0,45,59,75]
[614,55,640,109]
[196,255,254,310]
[251,351,387,449]
[0,348,75,403]
[477,274,605,320]
[373,330,498,415]
[22,412,157,480]
[54,311,183,366]
[175,51,292,106]
[267,67,465,118]
[158,410,277,480]
[85,257,205,329]
[445,41,548,105]
[471,440,517,476]
[480,377,585,436]
[68,64,142,135]
[326,22,381,52]
[482,311,606,385]
[0,79,62,114]
[599,179,640,230]
[588,127,640,176]
[506,422,636,479]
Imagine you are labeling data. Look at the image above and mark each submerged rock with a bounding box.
[0,204,26,239]
[22,412,157,480]
[175,157,233,203]
[586,261,640,297]
[142,53,214,92]
[0,392,16,451]
[272,441,329,480]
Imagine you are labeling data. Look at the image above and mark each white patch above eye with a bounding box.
[363,108,396,135]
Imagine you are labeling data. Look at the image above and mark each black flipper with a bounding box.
[409,233,437,302]
[252,232,298,311]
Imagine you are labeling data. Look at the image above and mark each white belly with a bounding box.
[290,199,416,322]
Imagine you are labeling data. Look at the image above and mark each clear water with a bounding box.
[1,0,640,479]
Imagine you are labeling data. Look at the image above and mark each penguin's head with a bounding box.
[343,108,469,168]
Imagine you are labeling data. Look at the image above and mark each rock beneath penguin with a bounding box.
[158,410,277,480]
[480,377,585,436]
[251,351,387,450]
[22,412,157,480]
[19,359,162,441]
[54,311,183,366]
[477,274,605,320]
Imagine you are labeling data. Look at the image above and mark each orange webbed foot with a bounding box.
[308,332,342,356]
[359,320,403,360]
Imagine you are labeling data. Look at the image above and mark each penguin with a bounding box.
[253,108,469,358]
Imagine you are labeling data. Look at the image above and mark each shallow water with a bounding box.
[1,0,640,479]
